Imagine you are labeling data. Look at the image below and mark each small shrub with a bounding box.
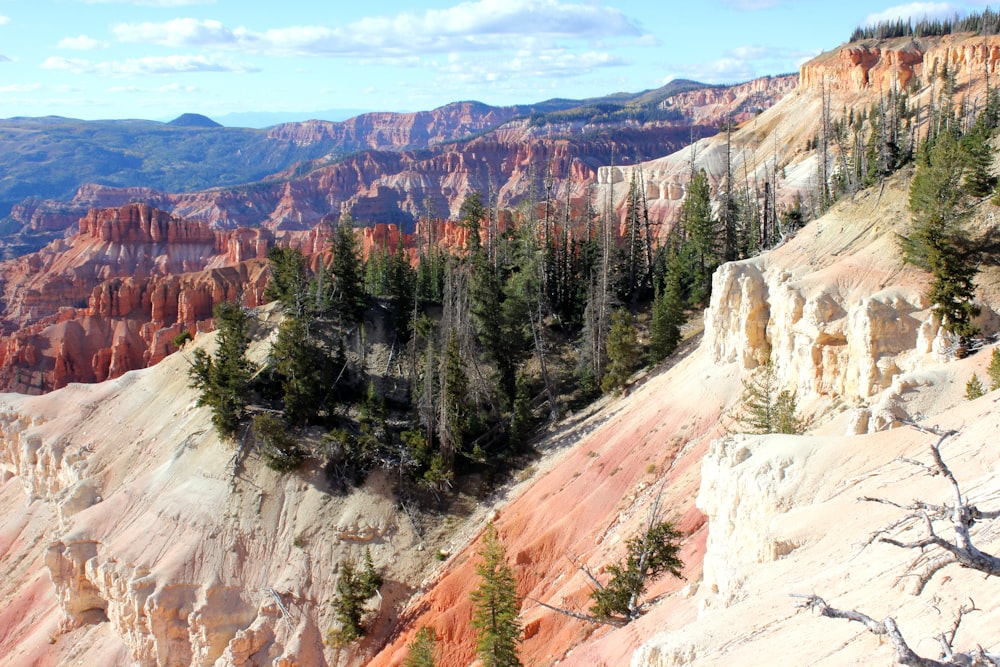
[965,373,986,400]
[252,413,306,472]
[172,330,192,348]
[987,348,1000,391]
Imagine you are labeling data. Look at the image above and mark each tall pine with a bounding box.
[470,523,522,667]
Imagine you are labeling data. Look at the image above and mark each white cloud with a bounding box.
[58,35,106,50]
[112,18,239,47]
[0,15,10,26]
[42,54,259,76]
[663,44,815,85]
[107,82,198,93]
[0,83,41,92]
[863,2,961,25]
[433,48,628,85]
[112,0,644,57]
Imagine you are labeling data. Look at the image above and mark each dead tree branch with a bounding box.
[860,423,1000,588]
[793,594,1000,666]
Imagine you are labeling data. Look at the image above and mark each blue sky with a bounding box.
[0,0,993,123]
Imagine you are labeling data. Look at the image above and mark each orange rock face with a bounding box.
[0,203,274,393]
[800,34,1000,93]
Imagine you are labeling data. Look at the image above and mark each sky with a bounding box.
[0,0,995,124]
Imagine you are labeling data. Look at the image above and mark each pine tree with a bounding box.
[903,131,980,343]
[251,413,306,472]
[329,548,382,645]
[601,308,640,395]
[734,362,804,435]
[403,627,437,667]
[590,519,683,622]
[678,169,719,306]
[988,348,1000,390]
[268,314,332,423]
[331,216,367,325]
[188,301,257,438]
[438,332,467,470]
[965,373,986,400]
[470,524,522,667]
[648,262,686,365]
[265,246,311,319]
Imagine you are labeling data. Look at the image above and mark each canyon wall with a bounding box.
[0,203,274,393]
[800,33,1000,93]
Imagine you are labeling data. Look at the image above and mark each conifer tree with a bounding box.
[590,519,683,622]
[965,373,986,400]
[734,362,803,435]
[403,627,437,667]
[188,301,257,438]
[903,131,980,344]
[470,524,522,667]
[678,169,719,306]
[601,308,640,394]
[438,332,468,469]
[988,348,1000,390]
[329,548,382,645]
[331,216,367,325]
[648,262,686,365]
[265,246,311,319]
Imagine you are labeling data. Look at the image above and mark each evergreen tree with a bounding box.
[734,362,804,435]
[903,132,980,343]
[188,301,257,438]
[403,627,437,667]
[265,246,311,319]
[331,216,367,325]
[590,520,683,622]
[387,237,416,342]
[438,332,468,469]
[965,373,986,400]
[251,413,306,472]
[648,263,686,365]
[470,524,522,667]
[461,191,486,254]
[268,314,333,423]
[601,308,641,394]
[678,169,720,306]
[329,549,382,645]
[988,348,1000,391]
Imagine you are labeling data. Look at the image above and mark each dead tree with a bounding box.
[796,422,1000,665]
[862,422,1000,593]
[794,594,999,666]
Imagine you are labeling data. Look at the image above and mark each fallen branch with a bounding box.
[793,594,1000,667]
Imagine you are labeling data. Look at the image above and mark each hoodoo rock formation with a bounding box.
[0,203,274,393]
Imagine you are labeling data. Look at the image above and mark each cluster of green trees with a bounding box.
[850,8,1000,42]
[189,167,746,496]
[900,86,1000,350]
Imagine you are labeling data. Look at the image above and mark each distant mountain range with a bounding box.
[0,76,796,256]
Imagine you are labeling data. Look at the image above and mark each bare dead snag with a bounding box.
[793,594,1000,666]
[860,423,1000,589]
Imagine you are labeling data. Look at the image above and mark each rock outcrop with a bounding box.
[0,203,276,393]
[800,34,1000,93]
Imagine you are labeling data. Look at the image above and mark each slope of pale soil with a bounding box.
[636,367,1000,666]
[369,171,999,665]
[0,306,440,667]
